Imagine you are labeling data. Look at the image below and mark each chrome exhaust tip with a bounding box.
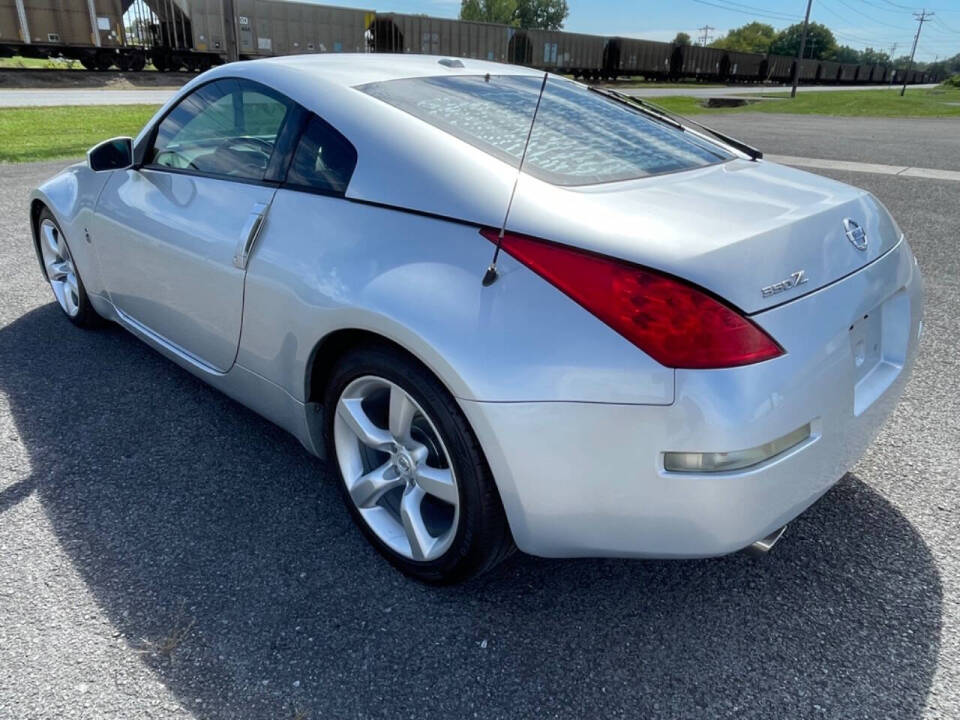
[746,525,788,556]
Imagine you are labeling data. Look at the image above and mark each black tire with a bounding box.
[36,208,102,328]
[323,343,515,583]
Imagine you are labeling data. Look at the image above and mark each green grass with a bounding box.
[0,55,80,70]
[1,85,957,164]
[650,86,960,117]
[0,104,160,163]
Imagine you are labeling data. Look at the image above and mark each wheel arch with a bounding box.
[304,325,519,569]
[29,198,48,278]
[304,327,464,408]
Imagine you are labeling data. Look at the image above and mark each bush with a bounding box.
[942,74,960,88]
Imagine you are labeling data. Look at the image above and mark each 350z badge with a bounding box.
[761,270,808,298]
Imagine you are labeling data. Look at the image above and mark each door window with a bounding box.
[147,79,292,181]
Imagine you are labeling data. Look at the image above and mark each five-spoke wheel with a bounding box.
[36,208,99,327]
[325,345,515,583]
[39,218,81,318]
[334,376,460,562]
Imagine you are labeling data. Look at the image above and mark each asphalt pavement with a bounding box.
[621,82,938,98]
[0,116,958,719]
[696,112,960,173]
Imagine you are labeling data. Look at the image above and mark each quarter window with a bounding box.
[147,79,292,181]
[285,115,357,195]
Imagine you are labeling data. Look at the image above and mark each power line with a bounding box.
[854,0,916,15]
[879,0,920,10]
[697,24,716,45]
[827,0,916,29]
[687,0,801,23]
[695,0,801,19]
[932,15,960,33]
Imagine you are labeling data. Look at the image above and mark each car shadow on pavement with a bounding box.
[0,304,943,719]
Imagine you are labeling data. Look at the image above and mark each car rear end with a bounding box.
[358,69,924,558]
[461,226,922,558]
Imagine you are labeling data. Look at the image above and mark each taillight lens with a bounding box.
[482,229,783,369]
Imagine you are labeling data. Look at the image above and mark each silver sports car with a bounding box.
[29,55,923,583]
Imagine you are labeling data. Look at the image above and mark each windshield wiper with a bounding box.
[588,86,763,161]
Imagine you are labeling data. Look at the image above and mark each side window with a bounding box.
[148,79,292,182]
[285,115,357,195]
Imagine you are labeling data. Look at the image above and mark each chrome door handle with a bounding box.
[233,201,270,270]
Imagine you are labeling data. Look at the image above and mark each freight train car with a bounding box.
[838,62,858,82]
[0,0,932,86]
[0,0,135,69]
[506,27,605,76]
[603,37,672,80]
[723,50,763,81]
[149,0,371,70]
[369,12,508,61]
[817,59,840,83]
[234,0,368,56]
[679,44,725,80]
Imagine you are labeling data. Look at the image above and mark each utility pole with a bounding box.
[697,25,715,46]
[887,42,898,86]
[790,0,814,98]
[901,9,933,96]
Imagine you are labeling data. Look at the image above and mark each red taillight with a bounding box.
[481,228,783,369]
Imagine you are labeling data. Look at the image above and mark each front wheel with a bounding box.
[37,209,100,327]
[323,344,514,583]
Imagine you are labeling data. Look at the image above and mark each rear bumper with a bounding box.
[461,239,923,558]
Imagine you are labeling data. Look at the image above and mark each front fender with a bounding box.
[30,163,114,297]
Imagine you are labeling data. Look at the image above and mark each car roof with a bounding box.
[140,55,547,231]
[255,52,544,88]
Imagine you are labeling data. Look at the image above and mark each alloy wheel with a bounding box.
[39,219,80,318]
[333,375,460,562]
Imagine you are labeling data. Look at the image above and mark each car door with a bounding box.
[93,78,297,372]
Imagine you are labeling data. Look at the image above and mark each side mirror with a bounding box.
[87,137,134,172]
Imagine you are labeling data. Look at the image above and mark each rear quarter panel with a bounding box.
[239,188,675,405]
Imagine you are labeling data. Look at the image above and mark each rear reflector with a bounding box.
[664,424,812,473]
[482,229,784,369]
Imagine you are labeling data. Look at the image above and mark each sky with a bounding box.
[316,0,960,62]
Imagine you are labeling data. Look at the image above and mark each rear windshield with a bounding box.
[359,74,731,186]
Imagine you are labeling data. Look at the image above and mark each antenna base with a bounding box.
[481,264,499,286]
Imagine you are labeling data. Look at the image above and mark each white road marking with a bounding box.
[767,154,960,182]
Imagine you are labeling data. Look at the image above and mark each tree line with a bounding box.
[679,21,958,75]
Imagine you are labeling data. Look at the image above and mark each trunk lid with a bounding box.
[504,158,902,314]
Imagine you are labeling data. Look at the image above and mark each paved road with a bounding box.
[622,82,937,98]
[696,113,960,173]
[0,83,938,107]
[1,126,958,719]
[0,88,176,107]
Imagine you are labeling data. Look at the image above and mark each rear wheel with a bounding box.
[37,209,100,328]
[324,344,514,583]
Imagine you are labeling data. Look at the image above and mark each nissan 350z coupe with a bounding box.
[29,55,923,583]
